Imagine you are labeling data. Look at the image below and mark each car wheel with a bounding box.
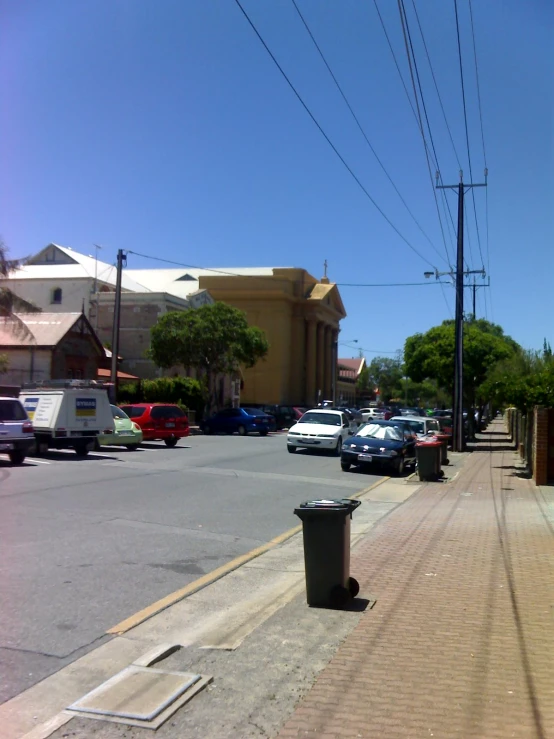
[74,443,90,457]
[203,425,212,435]
[164,437,178,448]
[237,425,247,436]
[127,444,140,451]
[334,437,343,456]
[287,445,296,454]
[259,429,268,436]
[9,450,25,465]
[340,461,351,472]
[393,457,405,476]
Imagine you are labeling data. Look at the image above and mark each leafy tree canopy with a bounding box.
[0,240,41,318]
[149,302,269,406]
[0,353,8,374]
[364,356,403,403]
[404,318,519,401]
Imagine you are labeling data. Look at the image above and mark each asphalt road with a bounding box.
[0,432,382,704]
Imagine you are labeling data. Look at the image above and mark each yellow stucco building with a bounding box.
[197,268,346,406]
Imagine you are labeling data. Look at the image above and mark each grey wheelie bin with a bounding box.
[294,498,361,608]
[416,439,442,481]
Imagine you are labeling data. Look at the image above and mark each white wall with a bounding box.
[1,278,93,316]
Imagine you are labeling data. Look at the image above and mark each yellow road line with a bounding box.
[107,475,390,635]
[350,476,390,499]
[107,524,302,634]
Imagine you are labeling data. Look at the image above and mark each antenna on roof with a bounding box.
[92,244,102,330]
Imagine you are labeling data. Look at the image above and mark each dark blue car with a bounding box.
[340,420,417,475]
[201,407,274,436]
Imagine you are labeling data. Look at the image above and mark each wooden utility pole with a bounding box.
[437,171,487,452]
[110,249,126,402]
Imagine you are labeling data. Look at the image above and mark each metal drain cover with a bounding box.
[67,666,211,728]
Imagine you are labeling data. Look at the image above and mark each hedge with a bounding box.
[118,376,206,416]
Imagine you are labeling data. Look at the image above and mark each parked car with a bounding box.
[0,396,34,465]
[340,420,417,476]
[435,416,453,436]
[432,409,453,418]
[359,407,385,422]
[200,407,273,436]
[331,407,359,433]
[97,405,143,450]
[246,404,296,430]
[390,415,440,438]
[287,408,351,455]
[120,403,189,446]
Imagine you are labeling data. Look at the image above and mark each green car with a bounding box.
[98,405,143,450]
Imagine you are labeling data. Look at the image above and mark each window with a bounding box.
[0,399,27,421]
[150,405,186,419]
[51,287,62,304]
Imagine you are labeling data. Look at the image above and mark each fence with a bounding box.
[506,406,553,485]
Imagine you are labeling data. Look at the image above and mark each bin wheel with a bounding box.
[348,577,360,598]
[329,584,350,608]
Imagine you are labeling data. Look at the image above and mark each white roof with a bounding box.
[8,244,150,294]
[125,267,281,301]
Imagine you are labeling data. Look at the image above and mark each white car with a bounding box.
[359,407,385,422]
[390,415,440,438]
[287,409,351,455]
[0,397,35,465]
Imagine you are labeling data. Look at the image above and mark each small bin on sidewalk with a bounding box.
[432,433,450,465]
[416,439,442,481]
[294,498,361,608]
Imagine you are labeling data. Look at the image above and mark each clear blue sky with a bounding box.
[1,0,552,360]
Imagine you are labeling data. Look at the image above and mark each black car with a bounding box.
[340,420,417,476]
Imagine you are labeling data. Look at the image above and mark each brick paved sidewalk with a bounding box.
[278,420,554,739]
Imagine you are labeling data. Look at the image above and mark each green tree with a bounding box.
[0,240,40,319]
[356,366,375,401]
[149,302,269,411]
[404,318,519,415]
[365,356,404,403]
[481,347,554,412]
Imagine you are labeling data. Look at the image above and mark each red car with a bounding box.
[120,403,189,447]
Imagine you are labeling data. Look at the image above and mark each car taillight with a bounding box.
[23,421,34,433]
[132,422,141,431]
[57,428,67,437]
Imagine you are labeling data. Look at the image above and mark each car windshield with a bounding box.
[428,419,440,431]
[242,408,266,416]
[406,420,425,434]
[357,423,403,441]
[0,400,27,421]
[299,412,341,426]
[111,405,129,420]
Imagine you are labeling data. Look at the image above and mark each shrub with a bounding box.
[118,376,207,416]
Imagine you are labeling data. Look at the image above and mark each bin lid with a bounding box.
[294,498,361,518]
[416,439,442,447]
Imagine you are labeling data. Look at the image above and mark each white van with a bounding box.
[19,381,113,456]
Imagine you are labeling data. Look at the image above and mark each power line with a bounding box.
[397,0,453,270]
[233,0,437,269]
[468,0,491,312]
[127,249,452,288]
[454,0,485,270]
[409,0,462,169]
[290,0,444,264]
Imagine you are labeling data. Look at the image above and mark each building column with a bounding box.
[331,329,339,405]
[315,322,324,405]
[305,319,317,406]
[324,326,333,399]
